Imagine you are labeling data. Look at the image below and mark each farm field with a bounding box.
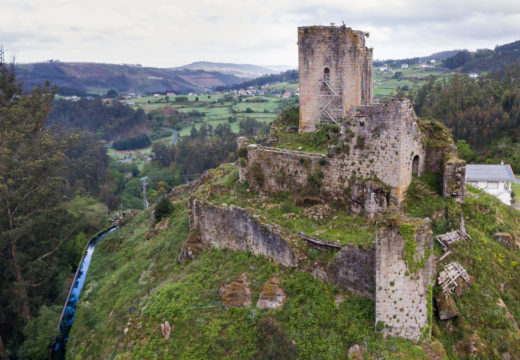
[107,63,455,163]
[373,63,455,99]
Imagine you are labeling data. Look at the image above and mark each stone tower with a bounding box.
[298,25,373,133]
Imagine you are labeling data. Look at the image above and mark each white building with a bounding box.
[465,164,519,205]
[401,63,409,69]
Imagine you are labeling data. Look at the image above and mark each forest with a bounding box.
[405,63,520,171]
[47,98,147,141]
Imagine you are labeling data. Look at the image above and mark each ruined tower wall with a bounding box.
[298,26,373,133]
[375,220,435,342]
[239,99,425,205]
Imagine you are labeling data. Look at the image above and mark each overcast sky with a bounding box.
[2,0,520,68]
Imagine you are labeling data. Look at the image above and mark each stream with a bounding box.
[51,226,118,359]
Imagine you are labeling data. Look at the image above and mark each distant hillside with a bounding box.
[442,40,520,73]
[16,62,245,95]
[175,61,292,78]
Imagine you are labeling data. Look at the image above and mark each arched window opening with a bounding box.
[412,155,420,176]
[323,67,330,82]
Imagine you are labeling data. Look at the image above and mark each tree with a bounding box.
[154,196,174,222]
[0,61,73,355]
[106,89,118,98]
[456,140,475,162]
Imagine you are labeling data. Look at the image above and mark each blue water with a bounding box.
[52,227,117,358]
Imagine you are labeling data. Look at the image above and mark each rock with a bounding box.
[453,275,474,297]
[493,232,516,251]
[454,334,485,358]
[160,321,171,339]
[347,344,363,360]
[435,290,459,320]
[350,180,388,218]
[219,273,251,308]
[178,231,205,264]
[422,340,447,360]
[256,278,286,309]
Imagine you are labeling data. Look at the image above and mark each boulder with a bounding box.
[435,290,459,320]
[219,273,251,308]
[493,232,516,251]
[256,278,286,309]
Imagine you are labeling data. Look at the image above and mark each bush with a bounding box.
[155,196,174,222]
[254,317,298,360]
[250,163,264,185]
[237,147,248,159]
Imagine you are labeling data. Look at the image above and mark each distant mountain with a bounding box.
[175,61,292,78]
[16,62,246,94]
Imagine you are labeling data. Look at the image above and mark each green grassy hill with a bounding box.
[67,159,520,359]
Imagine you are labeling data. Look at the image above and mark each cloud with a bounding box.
[1,0,520,66]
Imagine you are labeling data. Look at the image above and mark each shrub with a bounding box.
[237,147,248,159]
[154,196,174,222]
[250,163,264,185]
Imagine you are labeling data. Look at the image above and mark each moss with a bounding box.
[355,135,366,149]
[250,163,264,185]
[269,108,342,153]
[237,146,248,159]
[399,223,431,274]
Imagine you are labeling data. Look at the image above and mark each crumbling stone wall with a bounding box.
[190,200,299,267]
[443,160,466,203]
[375,219,435,342]
[239,99,425,206]
[298,25,373,133]
[327,245,375,299]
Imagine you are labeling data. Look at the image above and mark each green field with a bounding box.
[373,63,455,99]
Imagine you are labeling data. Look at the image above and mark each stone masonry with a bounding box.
[375,220,435,342]
[239,99,426,206]
[190,199,299,267]
[299,26,373,132]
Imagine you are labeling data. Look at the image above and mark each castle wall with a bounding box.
[375,220,435,342]
[443,160,466,203]
[298,26,373,132]
[240,99,425,206]
[327,245,375,299]
[190,200,299,267]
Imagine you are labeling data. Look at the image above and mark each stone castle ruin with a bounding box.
[187,25,467,343]
[298,26,373,132]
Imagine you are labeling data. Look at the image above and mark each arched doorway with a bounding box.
[412,155,420,176]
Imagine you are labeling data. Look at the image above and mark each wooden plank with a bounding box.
[298,231,343,251]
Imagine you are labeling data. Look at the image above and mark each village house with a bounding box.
[465,163,519,205]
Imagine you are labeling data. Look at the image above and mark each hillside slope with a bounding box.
[67,158,520,359]
[174,61,288,78]
[16,62,245,94]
